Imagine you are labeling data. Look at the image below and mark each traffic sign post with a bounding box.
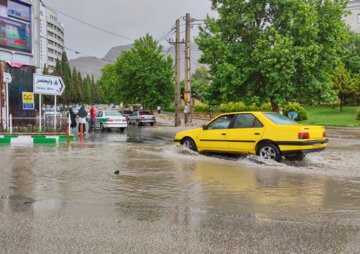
[33,74,65,96]
[3,72,12,131]
[33,74,65,132]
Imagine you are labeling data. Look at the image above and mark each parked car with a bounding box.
[121,110,133,119]
[95,110,128,132]
[43,108,61,118]
[174,112,328,162]
[127,111,156,126]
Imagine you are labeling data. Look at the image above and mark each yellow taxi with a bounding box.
[174,112,328,161]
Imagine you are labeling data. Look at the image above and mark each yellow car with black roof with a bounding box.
[174,112,328,161]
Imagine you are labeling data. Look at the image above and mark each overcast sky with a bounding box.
[42,0,214,60]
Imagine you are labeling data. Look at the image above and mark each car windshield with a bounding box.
[140,112,152,115]
[105,111,121,117]
[263,112,298,125]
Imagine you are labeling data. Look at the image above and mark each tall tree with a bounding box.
[98,63,120,104]
[101,34,174,109]
[332,63,357,111]
[60,52,73,105]
[43,64,49,75]
[196,0,348,111]
[72,67,83,103]
[191,67,211,103]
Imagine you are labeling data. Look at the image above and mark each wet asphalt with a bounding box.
[1,125,360,253]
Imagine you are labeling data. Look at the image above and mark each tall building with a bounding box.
[40,3,64,73]
[345,0,360,33]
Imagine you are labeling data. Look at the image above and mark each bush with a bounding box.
[163,104,184,113]
[282,102,308,121]
[219,102,272,112]
[195,103,211,112]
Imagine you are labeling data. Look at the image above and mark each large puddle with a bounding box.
[1,126,360,253]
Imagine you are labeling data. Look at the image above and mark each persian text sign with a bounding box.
[22,92,34,110]
[33,74,65,96]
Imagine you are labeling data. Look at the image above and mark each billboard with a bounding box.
[0,0,31,53]
[22,91,34,110]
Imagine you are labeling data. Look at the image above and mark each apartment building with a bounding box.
[345,0,360,33]
[40,4,64,73]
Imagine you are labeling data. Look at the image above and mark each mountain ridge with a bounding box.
[69,43,203,80]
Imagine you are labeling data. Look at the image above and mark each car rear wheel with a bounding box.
[150,122,154,126]
[181,138,197,152]
[120,128,125,133]
[257,143,282,162]
[100,123,105,132]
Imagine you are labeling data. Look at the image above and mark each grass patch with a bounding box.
[301,106,360,127]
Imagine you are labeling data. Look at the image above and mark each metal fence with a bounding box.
[0,116,69,133]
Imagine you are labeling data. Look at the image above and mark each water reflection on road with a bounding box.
[1,126,360,253]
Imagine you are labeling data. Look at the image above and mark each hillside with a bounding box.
[69,43,204,80]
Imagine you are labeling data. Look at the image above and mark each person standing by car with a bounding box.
[68,108,77,135]
[77,105,88,136]
[89,104,96,133]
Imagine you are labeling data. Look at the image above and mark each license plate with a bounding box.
[313,143,322,148]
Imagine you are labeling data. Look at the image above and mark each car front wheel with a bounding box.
[181,138,197,152]
[257,143,281,162]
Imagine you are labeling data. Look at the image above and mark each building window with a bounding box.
[358,14,360,24]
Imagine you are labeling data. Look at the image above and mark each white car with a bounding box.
[127,111,156,126]
[44,108,61,118]
[95,111,128,132]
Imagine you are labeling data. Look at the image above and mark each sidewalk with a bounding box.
[155,113,208,127]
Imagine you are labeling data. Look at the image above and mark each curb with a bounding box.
[0,135,75,145]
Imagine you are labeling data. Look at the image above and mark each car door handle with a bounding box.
[221,133,226,136]
[254,133,260,135]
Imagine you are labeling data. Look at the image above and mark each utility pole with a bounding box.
[169,19,182,126]
[174,19,181,127]
[184,13,192,124]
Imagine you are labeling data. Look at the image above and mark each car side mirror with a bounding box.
[202,124,208,130]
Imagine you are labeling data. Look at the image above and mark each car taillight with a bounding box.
[141,117,144,119]
[121,119,127,122]
[298,132,310,139]
[323,131,326,138]
[152,117,155,120]
[106,119,114,123]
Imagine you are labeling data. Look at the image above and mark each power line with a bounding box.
[42,3,134,42]
[157,22,177,42]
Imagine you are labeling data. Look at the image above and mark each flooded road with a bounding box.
[1,126,360,253]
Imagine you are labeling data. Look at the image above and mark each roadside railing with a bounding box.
[0,116,69,133]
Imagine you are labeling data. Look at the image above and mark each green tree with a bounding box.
[104,34,174,109]
[332,63,357,111]
[72,67,83,104]
[340,31,360,105]
[98,63,120,104]
[342,32,360,74]
[42,64,49,75]
[83,75,93,104]
[61,52,74,105]
[191,67,211,103]
[196,0,348,111]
